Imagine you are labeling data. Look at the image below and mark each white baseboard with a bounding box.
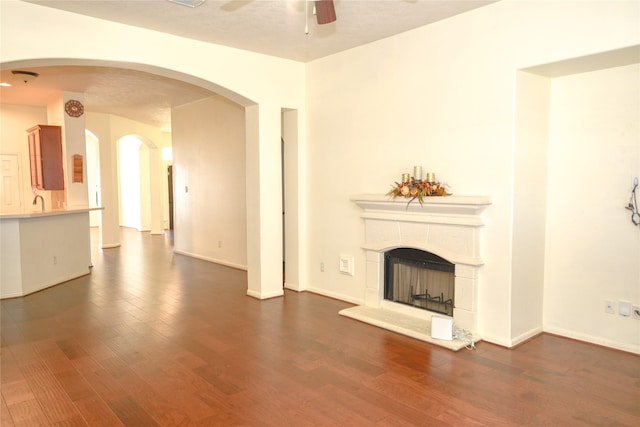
[543,325,640,355]
[284,282,302,292]
[304,286,363,305]
[511,326,544,347]
[100,242,121,249]
[246,289,284,300]
[2,270,90,299]
[173,249,247,271]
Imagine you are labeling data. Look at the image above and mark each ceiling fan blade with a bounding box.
[220,1,254,13]
[315,0,336,25]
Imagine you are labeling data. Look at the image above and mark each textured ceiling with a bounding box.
[25,0,494,62]
[3,0,495,129]
[0,66,217,130]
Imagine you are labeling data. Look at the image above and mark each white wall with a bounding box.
[118,135,143,229]
[172,96,247,270]
[0,104,48,208]
[543,63,640,352]
[511,71,550,343]
[283,109,301,291]
[85,131,101,227]
[139,142,151,231]
[85,113,121,248]
[305,0,640,349]
[61,92,89,207]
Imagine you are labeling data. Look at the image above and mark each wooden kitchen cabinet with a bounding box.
[27,125,64,190]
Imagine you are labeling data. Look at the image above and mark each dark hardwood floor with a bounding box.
[2,228,639,426]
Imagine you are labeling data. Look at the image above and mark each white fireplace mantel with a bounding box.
[351,194,492,266]
[351,194,492,219]
[343,194,492,349]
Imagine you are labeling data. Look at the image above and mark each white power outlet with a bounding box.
[632,305,640,320]
[605,300,615,314]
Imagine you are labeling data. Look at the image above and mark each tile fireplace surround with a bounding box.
[342,194,491,350]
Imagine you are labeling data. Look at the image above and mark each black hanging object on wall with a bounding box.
[627,177,640,226]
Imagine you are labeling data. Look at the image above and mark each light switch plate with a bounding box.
[339,254,354,276]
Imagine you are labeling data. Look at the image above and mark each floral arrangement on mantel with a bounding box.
[386,167,451,206]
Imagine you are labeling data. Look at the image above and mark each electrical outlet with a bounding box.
[320,262,324,272]
[632,305,640,320]
[605,300,615,314]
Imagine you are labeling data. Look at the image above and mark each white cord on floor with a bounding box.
[453,326,476,350]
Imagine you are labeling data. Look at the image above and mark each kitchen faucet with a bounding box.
[33,195,45,212]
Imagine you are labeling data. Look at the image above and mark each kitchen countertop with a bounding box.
[0,206,103,220]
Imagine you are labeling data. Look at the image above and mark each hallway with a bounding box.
[1,228,639,426]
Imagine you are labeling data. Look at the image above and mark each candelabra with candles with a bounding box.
[388,166,450,205]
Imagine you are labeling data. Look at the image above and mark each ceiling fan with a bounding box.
[170,0,337,26]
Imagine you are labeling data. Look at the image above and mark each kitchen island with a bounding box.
[0,207,102,299]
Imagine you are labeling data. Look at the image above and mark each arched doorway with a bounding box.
[0,58,299,299]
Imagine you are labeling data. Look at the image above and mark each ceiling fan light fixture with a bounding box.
[167,0,205,8]
[11,70,39,84]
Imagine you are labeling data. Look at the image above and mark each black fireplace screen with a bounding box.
[384,248,455,316]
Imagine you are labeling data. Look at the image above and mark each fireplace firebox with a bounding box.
[384,248,455,316]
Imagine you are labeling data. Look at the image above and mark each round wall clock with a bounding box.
[65,99,84,117]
